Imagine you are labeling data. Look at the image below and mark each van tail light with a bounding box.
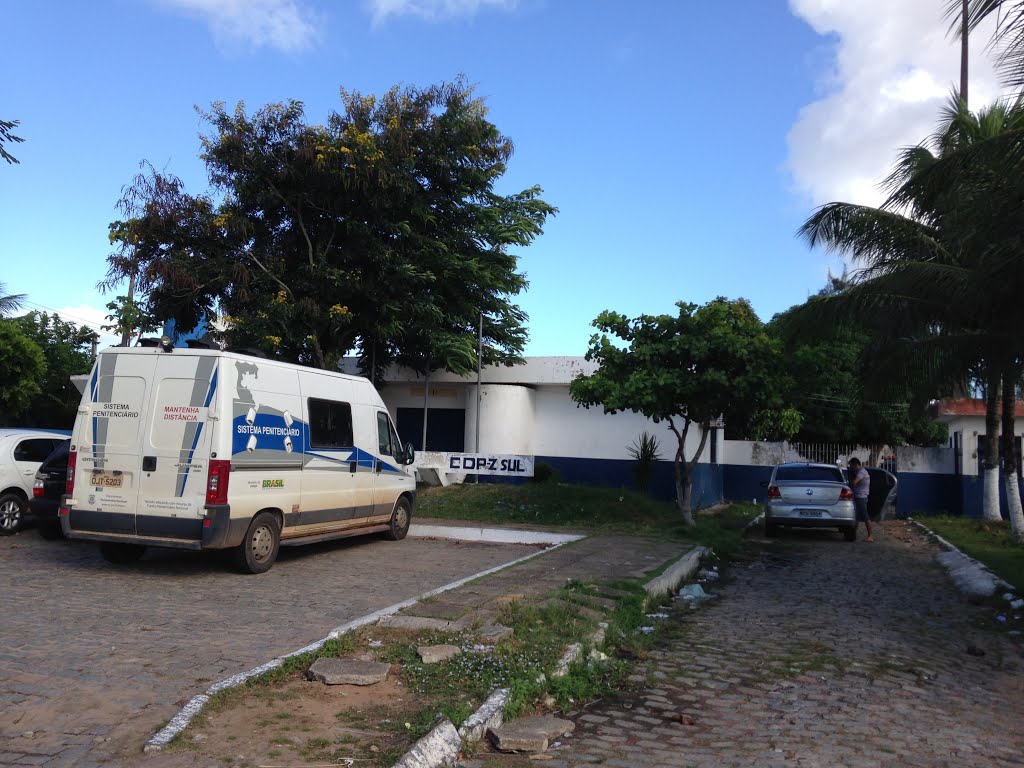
[839,487,854,501]
[767,485,781,499]
[206,460,231,505]
[33,479,45,498]
[66,451,77,495]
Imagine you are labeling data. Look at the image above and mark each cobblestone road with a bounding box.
[0,530,532,766]
[530,521,1024,767]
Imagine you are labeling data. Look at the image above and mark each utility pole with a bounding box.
[476,312,483,455]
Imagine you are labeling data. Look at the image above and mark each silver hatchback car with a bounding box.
[764,462,857,541]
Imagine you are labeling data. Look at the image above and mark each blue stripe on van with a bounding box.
[176,367,219,497]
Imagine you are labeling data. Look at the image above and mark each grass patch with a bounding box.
[417,480,760,547]
[919,516,1024,590]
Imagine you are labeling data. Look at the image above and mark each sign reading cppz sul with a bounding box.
[435,453,535,477]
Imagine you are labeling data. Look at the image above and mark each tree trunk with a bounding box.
[1001,368,1024,540]
[672,438,694,527]
[982,366,1002,521]
[960,0,969,107]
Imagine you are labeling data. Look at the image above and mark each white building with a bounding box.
[345,356,723,503]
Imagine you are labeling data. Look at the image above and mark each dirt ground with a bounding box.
[160,653,437,768]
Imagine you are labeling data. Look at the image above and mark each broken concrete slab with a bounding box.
[476,624,514,643]
[404,602,468,621]
[306,658,391,686]
[459,687,509,744]
[392,718,461,768]
[378,615,453,631]
[418,644,461,664]
[552,643,582,678]
[644,546,709,599]
[490,714,576,753]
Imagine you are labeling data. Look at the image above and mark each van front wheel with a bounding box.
[386,497,411,541]
[235,512,280,574]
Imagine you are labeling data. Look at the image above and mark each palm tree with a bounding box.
[792,95,1024,537]
[0,281,25,316]
[947,0,1024,90]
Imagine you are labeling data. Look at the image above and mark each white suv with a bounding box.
[0,429,69,535]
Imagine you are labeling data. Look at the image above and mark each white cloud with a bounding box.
[158,0,322,53]
[787,0,1010,208]
[367,0,516,24]
[53,304,122,349]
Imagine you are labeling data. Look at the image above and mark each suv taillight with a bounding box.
[839,487,854,501]
[66,451,77,495]
[206,459,231,505]
[767,485,781,499]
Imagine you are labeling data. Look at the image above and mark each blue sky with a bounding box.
[0,0,1008,355]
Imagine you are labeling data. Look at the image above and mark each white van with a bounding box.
[61,345,416,573]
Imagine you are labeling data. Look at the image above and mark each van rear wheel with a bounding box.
[385,497,411,541]
[100,542,146,564]
[235,511,280,574]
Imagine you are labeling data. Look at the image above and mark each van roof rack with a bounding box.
[136,337,162,347]
[185,338,219,350]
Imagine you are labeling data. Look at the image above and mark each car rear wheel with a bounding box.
[235,511,281,574]
[843,526,857,542]
[385,497,412,541]
[0,492,26,536]
[100,542,146,564]
[764,521,779,538]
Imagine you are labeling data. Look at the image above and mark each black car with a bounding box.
[29,439,70,540]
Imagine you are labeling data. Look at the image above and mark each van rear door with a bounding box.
[72,351,156,535]
[135,354,219,541]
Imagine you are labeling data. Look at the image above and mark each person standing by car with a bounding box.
[848,457,873,542]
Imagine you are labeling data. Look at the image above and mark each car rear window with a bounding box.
[775,466,845,483]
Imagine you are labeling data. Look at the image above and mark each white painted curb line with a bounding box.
[391,719,461,768]
[909,518,1016,596]
[144,535,580,752]
[410,524,583,545]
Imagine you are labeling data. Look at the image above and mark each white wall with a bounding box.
[532,385,715,462]
[896,445,955,474]
[467,385,535,454]
[724,439,955,473]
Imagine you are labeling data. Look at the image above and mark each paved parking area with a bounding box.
[539,521,1024,767]
[0,530,533,766]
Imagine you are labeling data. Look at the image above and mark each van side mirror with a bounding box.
[404,442,415,465]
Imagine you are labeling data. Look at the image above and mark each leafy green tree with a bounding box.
[0,119,24,165]
[770,288,947,450]
[103,80,555,376]
[101,294,160,348]
[0,321,45,420]
[570,298,797,526]
[13,312,97,428]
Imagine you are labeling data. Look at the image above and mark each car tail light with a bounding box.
[767,485,781,499]
[33,479,45,497]
[206,460,231,505]
[66,451,77,495]
[839,487,854,501]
